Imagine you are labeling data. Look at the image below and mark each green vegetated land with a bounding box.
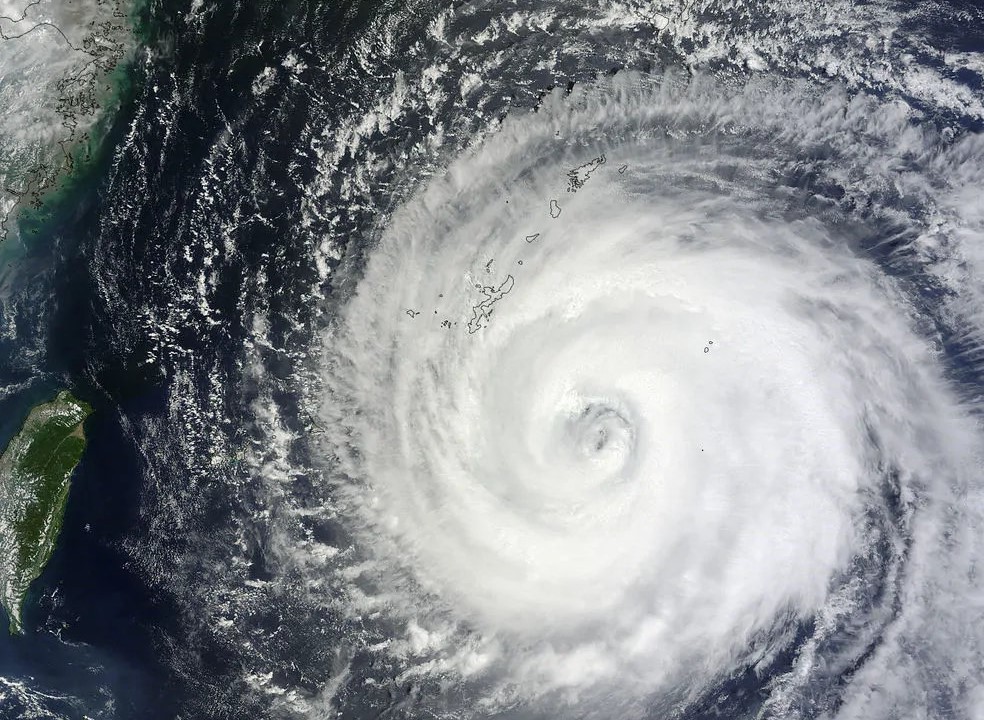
[0,391,92,634]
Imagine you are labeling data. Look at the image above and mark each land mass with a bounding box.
[0,0,137,243]
[566,154,605,193]
[468,275,515,333]
[0,390,93,634]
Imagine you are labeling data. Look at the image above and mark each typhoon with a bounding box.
[74,0,984,718]
[313,75,984,719]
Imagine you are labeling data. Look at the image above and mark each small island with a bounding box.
[0,391,93,634]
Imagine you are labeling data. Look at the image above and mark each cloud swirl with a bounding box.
[312,75,984,718]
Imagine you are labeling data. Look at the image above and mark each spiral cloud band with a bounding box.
[311,75,984,718]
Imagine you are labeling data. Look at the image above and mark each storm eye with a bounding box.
[593,426,608,452]
[568,402,634,465]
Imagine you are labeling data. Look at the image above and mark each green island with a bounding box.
[0,391,93,634]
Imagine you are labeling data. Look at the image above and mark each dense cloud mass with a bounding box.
[312,75,984,719]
